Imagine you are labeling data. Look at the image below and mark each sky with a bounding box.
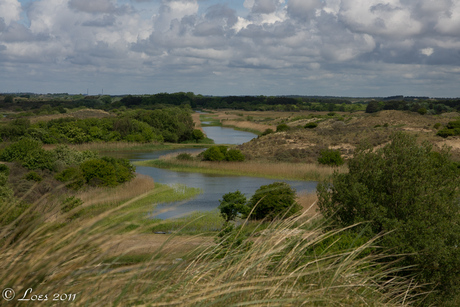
[1,0,460,97]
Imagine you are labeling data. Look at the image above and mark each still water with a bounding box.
[121,126,317,219]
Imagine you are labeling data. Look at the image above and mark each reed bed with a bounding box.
[139,156,347,181]
[221,120,272,133]
[0,186,422,306]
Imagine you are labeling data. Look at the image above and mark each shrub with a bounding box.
[433,123,441,129]
[225,149,245,162]
[437,128,455,138]
[261,128,274,136]
[218,190,247,223]
[417,107,427,115]
[192,129,205,141]
[80,159,117,187]
[447,120,460,129]
[317,149,344,166]
[55,167,85,190]
[202,146,226,161]
[304,122,318,129]
[176,153,193,161]
[316,132,460,305]
[327,112,336,116]
[0,138,42,162]
[0,164,9,176]
[24,171,42,182]
[276,124,290,132]
[365,101,381,113]
[245,182,301,221]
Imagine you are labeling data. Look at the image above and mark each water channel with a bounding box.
[120,125,317,219]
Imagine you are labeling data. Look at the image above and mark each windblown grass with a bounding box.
[137,157,347,181]
[0,186,424,307]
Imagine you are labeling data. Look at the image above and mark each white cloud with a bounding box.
[0,0,21,25]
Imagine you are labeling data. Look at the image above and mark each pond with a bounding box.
[119,124,317,219]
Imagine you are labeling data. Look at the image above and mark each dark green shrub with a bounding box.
[327,112,336,116]
[0,164,9,176]
[202,146,226,161]
[55,167,85,190]
[304,122,318,129]
[317,133,460,305]
[24,171,42,182]
[447,120,460,129]
[218,190,247,223]
[80,159,117,187]
[383,123,389,128]
[433,123,441,129]
[245,182,301,221]
[417,108,427,115]
[365,101,381,113]
[177,153,193,161]
[261,128,274,136]
[317,149,344,166]
[437,128,455,138]
[192,129,205,141]
[0,138,42,162]
[225,149,245,162]
[276,124,290,132]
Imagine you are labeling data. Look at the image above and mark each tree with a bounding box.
[317,133,460,304]
[246,182,301,220]
[365,101,381,113]
[317,149,344,166]
[218,191,247,223]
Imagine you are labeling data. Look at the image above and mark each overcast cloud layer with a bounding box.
[1,0,460,97]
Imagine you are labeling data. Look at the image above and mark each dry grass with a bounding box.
[0,194,419,306]
[221,120,272,133]
[75,174,155,207]
[144,155,346,181]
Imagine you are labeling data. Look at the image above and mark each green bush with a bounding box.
[447,120,460,129]
[0,164,9,176]
[245,182,301,221]
[433,123,441,129]
[225,149,245,162]
[276,124,290,132]
[317,149,344,166]
[417,107,427,115]
[0,138,43,162]
[261,128,274,136]
[176,153,193,161]
[192,129,205,141]
[437,128,455,138]
[24,171,42,182]
[55,167,85,190]
[316,132,460,305]
[218,190,247,223]
[304,122,318,129]
[202,146,226,161]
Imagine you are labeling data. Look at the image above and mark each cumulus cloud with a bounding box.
[0,0,21,25]
[287,0,322,20]
[68,0,116,14]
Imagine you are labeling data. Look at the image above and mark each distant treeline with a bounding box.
[366,98,460,114]
[1,93,460,114]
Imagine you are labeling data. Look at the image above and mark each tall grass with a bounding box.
[0,184,421,306]
[137,157,347,181]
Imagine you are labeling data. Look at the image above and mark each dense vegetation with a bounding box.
[317,133,460,305]
[2,93,460,115]
[0,107,197,144]
[219,182,301,222]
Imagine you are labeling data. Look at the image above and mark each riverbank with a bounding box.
[136,157,346,182]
